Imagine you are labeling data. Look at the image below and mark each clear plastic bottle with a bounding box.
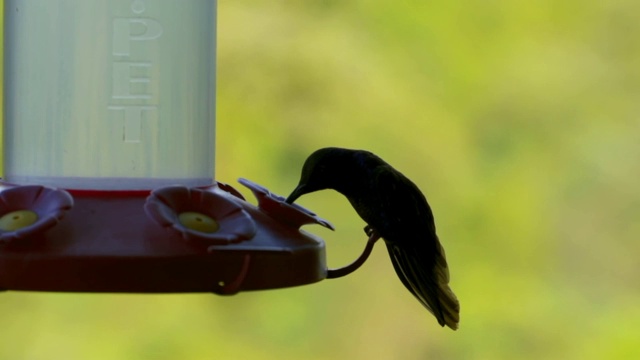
[4,0,217,190]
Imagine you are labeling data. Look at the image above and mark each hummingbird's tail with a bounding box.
[386,240,460,330]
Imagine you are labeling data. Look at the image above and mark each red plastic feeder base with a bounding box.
[0,179,332,294]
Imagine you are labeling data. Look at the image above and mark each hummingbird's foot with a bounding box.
[364,225,381,242]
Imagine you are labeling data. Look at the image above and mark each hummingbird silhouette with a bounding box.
[286,147,460,330]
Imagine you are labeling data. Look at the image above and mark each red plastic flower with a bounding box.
[145,186,257,246]
[0,185,74,243]
[237,178,334,230]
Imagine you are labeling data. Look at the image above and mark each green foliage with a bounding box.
[2,0,640,359]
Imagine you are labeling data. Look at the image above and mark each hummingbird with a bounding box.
[286,147,460,330]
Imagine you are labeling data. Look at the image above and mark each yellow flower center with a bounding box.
[0,210,39,231]
[178,212,219,233]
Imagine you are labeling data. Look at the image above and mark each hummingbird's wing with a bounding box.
[386,241,460,329]
[373,166,460,330]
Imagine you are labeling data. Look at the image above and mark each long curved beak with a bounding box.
[285,184,307,204]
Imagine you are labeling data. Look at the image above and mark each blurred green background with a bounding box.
[2,1,640,359]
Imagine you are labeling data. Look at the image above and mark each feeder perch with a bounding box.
[1,0,376,294]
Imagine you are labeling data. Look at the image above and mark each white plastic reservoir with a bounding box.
[3,0,217,190]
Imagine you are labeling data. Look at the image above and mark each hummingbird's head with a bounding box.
[286,147,358,204]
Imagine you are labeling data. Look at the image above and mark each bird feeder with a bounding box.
[1,0,382,296]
